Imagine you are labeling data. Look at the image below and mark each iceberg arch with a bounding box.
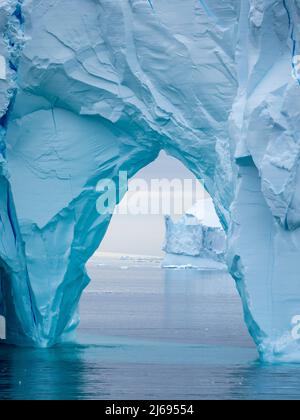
[0,0,299,361]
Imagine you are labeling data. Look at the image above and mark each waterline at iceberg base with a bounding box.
[0,0,300,362]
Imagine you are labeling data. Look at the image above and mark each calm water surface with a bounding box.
[0,256,300,400]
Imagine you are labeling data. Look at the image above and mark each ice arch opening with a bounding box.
[99,151,210,258]
[0,0,300,362]
[3,115,225,348]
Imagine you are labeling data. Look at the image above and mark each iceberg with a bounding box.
[162,201,227,270]
[163,215,226,271]
[0,0,299,361]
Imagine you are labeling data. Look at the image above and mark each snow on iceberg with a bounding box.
[0,0,299,361]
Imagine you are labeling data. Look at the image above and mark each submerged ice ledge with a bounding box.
[0,0,299,362]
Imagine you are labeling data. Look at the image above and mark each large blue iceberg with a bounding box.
[0,0,300,361]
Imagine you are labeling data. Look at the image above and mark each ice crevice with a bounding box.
[0,0,299,361]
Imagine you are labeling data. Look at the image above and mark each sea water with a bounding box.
[0,255,300,400]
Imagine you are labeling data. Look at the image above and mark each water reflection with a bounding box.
[1,265,300,400]
[0,344,90,400]
[1,337,300,399]
[163,269,250,347]
[229,362,300,400]
[164,269,235,296]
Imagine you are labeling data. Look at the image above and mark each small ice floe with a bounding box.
[163,264,198,270]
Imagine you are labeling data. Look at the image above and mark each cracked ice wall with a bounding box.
[227,0,300,361]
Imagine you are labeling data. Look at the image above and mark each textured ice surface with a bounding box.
[0,0,299,360]
[163,213,226,270]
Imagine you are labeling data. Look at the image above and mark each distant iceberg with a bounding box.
[163,201,227,270]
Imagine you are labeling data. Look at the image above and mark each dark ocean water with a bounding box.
[1,256,300,400]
